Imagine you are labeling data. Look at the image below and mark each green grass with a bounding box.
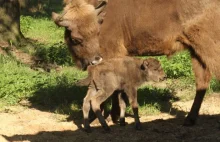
[20,16,74,65]
[20,16,64,45]
[0,55,87,105]
[136,85,176,116]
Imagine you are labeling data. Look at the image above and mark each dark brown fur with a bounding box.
[78,57,165,132]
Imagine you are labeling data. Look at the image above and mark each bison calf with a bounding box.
[77,56,165,132]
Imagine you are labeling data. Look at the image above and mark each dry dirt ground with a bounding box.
[1,93,220,142]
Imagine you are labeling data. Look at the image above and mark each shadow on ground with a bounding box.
[3,114,220,142]
[28,83,88,120]
[27,81,184,122]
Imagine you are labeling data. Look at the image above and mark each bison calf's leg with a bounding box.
[126,88,142,130]
[118,92,127,126]
[91,89,112,132]
[184,56,211,126]
[82,88,96,132]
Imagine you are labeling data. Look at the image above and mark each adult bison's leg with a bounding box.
[184,55,211,126]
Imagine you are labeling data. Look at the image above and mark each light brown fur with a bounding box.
[52,0,102,69]
[78,56,165,132]
[53,0,220,126]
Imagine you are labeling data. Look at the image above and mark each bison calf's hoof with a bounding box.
[111,114,119,124]
[119,118,126,126]
[84,126,92,133]
[135,122,142,130]
[183,117,196,126]
[103,125,111,132]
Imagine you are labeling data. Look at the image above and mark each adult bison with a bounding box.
[52,0,105,70]
[54,0,220,126]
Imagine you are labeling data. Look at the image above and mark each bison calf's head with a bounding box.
[141,58,166,82]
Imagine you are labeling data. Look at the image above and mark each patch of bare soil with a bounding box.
[0,44,35,65]
[1,93,220,142]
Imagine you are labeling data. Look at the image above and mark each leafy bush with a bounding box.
[210,78,220,92]
[157,51,193,78]
[20,16,34,34]
[35,42,74,65]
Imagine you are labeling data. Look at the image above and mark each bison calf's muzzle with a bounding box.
[90,56,103,65]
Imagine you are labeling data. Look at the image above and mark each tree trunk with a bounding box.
[0,0,23,46]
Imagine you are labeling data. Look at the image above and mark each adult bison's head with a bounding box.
[52,0,106,70]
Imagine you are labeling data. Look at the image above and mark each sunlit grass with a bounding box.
[0,55,87,105]
[20,16,64,45]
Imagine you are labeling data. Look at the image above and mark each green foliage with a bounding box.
[138,51,192,79]
[20,16,64,44]
[0,55,87,105]
[157,51,193,78]
[20,16,73,65]
[20,16,33,34]
[35,42,74,65]
[0,55,36,104]
[210,78,220,92]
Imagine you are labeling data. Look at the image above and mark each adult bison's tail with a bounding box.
[181,7,220,79]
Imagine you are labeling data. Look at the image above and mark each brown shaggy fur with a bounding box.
[78,56,165,132]
[52,0,102,70]
[53,0,220,126]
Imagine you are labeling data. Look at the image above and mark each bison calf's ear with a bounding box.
[141,60,149,70]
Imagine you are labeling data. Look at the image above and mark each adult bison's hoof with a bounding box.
[120,118,126,126]
[183,116,196,126]
[135,122,142,130]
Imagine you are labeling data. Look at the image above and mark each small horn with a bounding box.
[52,10,68,22]
[95,1,107,15]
